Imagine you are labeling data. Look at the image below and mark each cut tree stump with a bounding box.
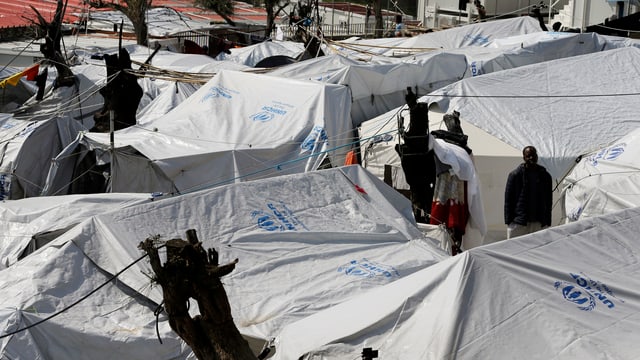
[138,229,256,360]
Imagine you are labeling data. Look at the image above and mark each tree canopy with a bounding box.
[194,0,236,26]
[85,0,151,45]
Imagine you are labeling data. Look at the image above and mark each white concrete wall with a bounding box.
[416,0,635,30]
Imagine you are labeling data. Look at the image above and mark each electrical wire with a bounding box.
[0,245,163,340]
[0,39,39,74]
[428,92,640,99]
[174,129,398,195]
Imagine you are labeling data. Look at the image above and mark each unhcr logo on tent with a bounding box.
[554,272,624,311]
[252,201,308,232]
[200,86,234,102]
[587,143,625,166]
[250,112,274,122]
[470,61,483,77]
[337,258,399,279]
[301,126,328,152]
[463,34,490,45]
[250,105,288,122]
[1,122,15,130]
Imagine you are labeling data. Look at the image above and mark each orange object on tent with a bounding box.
[344,150,358,165]
[0,63,40,88]
[23,63,40,81]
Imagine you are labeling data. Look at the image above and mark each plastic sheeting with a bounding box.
[267,52,469,126]
[0,166,449,358]
[564,127,640,221]
[384,16,545,52]
[425,46,640,182]
[268,31,631,128]
[0,193,151,269]
[332,17,544,58]
[43,69,354,195]
[0,240,190,359]
[452,31,625,77]
[273,206,640,359]
[215,40,306,67]
[0,111,87,199]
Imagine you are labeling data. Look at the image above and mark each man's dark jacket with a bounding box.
[504,163,553,226]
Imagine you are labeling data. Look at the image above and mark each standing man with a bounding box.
[504,146,553,239]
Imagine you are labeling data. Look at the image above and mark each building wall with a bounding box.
[419,0,636,30]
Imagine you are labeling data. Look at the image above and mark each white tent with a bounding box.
[0,193,151,269]
[448,31,625,77]
[42,69,354,196]
[563,127,640,222]
[214,40,306,67]
[268,31,632,128]
[137,81,201,124]
[267,51,468,126]
[273,205,640,359]
[0,85,91,200]
[386,16,545,52]
[424,46,640,184]
[264,18,549,127]
[332,16,545,57]
[0,236,191,360]
[0,165,449,358]
[0,44,232,200]
[357,40,640,241]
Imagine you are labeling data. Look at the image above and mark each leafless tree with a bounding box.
[26,0,75,87]
[263,0,290,38]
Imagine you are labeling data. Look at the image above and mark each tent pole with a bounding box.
[109,110,114,193]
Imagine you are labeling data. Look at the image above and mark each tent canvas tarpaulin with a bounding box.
[449,31,627,77]
[564,127,640,222]
[0,237,191,360]
[0,109,86,200]
[267,31,616,128]
[0,193,151,269]
[267,52,469,126]
[0,61,128,200]
[333,16,545,57]
[43,69,354,195]
[2,165,449,359]
[214,40,306,67]
[273,205,640,359]
[387,16,545,52]
[425,46,640,183]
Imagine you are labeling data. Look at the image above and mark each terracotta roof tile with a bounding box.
[0,0,269,29]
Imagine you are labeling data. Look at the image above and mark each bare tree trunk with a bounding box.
[265,5,276,38]
[29,0,74,87]
[138,230,256,360]
[374,0,384,38]
[132,16,149,46]
[264,0,288,39]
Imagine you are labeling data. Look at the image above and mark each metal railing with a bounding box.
[272,22,396,40]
